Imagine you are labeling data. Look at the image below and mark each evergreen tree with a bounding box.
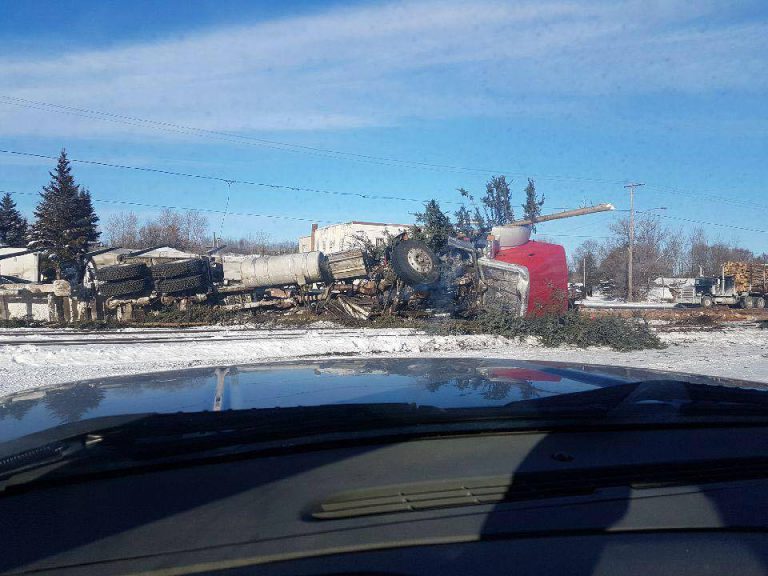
[75,188,100,245]
[454,187,487,241]
[0,193,28,247]
[481,175,514,227]
[413,199,454,251]
[521,178,545,231]
[454,205,474,239]
[29,149,100,277]
[473,207,486,234]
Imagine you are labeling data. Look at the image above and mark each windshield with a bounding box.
[0,1,766,448]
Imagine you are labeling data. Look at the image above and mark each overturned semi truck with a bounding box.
[89,204,614,321]
[477,204,614,316]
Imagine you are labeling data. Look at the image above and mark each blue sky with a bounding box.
[0,0,766,254]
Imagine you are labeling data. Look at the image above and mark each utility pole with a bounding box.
[583,257,587,295]
[624,183,644,302]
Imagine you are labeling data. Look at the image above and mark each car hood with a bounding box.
[0,358,763,444]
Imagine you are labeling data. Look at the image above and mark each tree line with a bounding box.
[104,210,296,255]
[570,215,768,297]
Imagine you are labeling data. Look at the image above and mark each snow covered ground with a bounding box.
[577,294,677,309]
[1,323,766,395]
[578,300,677,309]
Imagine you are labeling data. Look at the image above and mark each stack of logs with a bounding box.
[723,262,768,294]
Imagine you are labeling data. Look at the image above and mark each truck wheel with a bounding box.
[97,263,148,282]
[99,277,150,298]
[700,296,713,308]
[150,259,207,280]
[743,296,754,309]
[755,297,766,309]
[156,274,208,294]
[391,239,440,287]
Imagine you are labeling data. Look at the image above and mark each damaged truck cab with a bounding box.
[479,204,613,316]
[489,240,569,316]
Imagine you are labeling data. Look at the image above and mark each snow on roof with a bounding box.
[652,277,694,286]
[136,247,201,259]
[0,247,32,256]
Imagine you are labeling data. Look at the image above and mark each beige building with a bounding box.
[299,221,410,254]
[0,248,40,283]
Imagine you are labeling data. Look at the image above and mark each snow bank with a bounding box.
[1,324,767,394]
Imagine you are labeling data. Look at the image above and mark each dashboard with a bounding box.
[2,426,768,575]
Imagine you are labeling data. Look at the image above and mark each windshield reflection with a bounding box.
[0,359,632,442]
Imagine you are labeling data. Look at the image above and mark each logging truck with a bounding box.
[676,262,768,309]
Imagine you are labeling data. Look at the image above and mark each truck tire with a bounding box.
[743,296,754,309]
[97,263,148,282]
[150,259,206,280]
[391,239,440,287]
[700,295,713,308]
[156,274,208,294]
[99,277,150,298]
[755,297,766,309]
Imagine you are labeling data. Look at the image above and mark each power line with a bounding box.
[0,148,463,206]
[656,213,768,235]
[0,147,579,213]
[542,233,612,239]
[0,189,338,225]
[3,96,765,213]
[0,95,445,173]
[644,183,768,211]
[0,94,627,185]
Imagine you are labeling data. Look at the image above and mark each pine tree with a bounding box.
[521,178,545,231]
[75,188,100,245]
[413,199,454,251]
[454,187,487,241]
[29,149,100,277]
[0,193,28,247]
[454,205,474,239]
[481,175,514,227]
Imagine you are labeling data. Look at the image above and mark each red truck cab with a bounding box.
[493,241,569,316]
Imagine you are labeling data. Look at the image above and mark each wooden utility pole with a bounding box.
[624,183,644,302]
[504,203,614,227]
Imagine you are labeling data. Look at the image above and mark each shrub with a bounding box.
[441,310,665,351]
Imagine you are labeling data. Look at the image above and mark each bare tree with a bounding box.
[217,231,297,255]
[94,208,301,255]
[182,210,209,252]
[104,212,139,248]
[685,228,755,276]
[579,219,758,300]
[599,215,669,298]
[139,209,185,249]
[662,230,687,277]
[569,240,603,289]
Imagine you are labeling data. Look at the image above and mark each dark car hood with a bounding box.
[0,358,764,444]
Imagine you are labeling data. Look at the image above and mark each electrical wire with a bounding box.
[0,148,464,205]
[643,184,768,212]
[0,94,627,185]
[3,95,764,214]
[656,213,768,235]
[0,147,578,212]
[0,189,338,225]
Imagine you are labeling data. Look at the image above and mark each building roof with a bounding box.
[130,247,201,259]
[348,221,410,227]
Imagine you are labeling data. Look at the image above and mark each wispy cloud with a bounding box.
[0,0,765,137]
